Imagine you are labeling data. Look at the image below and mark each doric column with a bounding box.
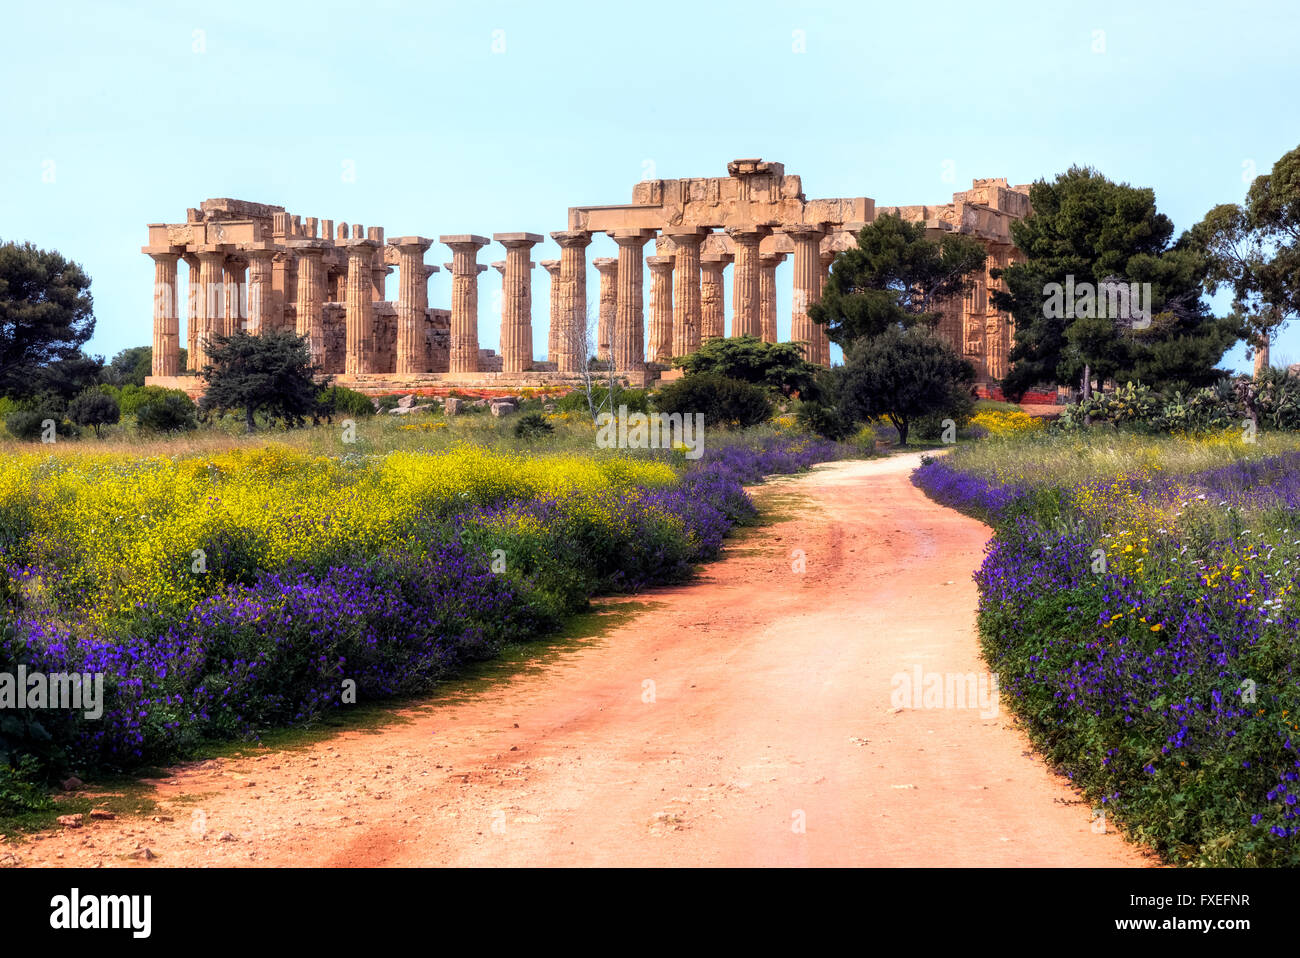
[182,253,199,370]
[646,255,674,364]
[593,257,619,362]
[194,248,226,369]
[390,236,435,375]
[665,228,706,358]
[700,252,733,340]
[726,226,771,339]
[787,226,826,363]
[345,239,379,375]
[610,229,654,371]
[490,260,511,368]
[492,233,543,373]
[245,247,275,336]
[146,250,181,377]
[551,230,593,372]
[222,258,246,337]
[368,227,388,300]
[759,252,785,344]
[441,235,489,373]
[1253,338,1270,375]
[818,246,837,366]
[541,260,561,363]
[289,242,327,367]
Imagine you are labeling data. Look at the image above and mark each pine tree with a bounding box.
[199,330,321,433]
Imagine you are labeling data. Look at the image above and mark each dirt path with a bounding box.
[16,454,1154,867]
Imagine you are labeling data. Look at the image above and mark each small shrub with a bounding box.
[652,374,772,429]
[969,408,1041,437]
[135,392,198,434]
[557,385,649,415]
[795,398,856,441]
[5,409,73,441]
[0,756,54,818]
[319,385,378,418]
[67,387,120,437]
[513,412,554,441]
[114,384,174,418]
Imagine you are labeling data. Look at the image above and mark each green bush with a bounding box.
[651,373,772,429]
[5,409,73,441]
[794,397,856,441]
[513,411,554,441]
[1058,381,1162,430]
[0,397,27,421]
[557,385,649,415]
[318,385,377,418]
[673,335,819,398]
[112,384,174,419]
[0,756,54,818]
[136,392,198,434]
[1252,367,1300,430]
[1152,383,1239,433]
[67,387,120,437]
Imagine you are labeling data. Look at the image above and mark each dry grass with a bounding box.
[945,427,1300,486]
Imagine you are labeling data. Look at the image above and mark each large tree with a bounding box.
[836,325,975,446]
[1190,143,1300,372]
[199,330,321,433]
[994,166,1237,400]
[673,335,819,399]
[27,351,105,411]
[808,213,988,348]
[0,240,95,397]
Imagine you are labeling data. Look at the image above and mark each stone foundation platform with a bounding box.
[146,367,662,401]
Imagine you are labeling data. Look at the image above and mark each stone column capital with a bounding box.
[593,257,620,272]
[550,229,593,249]
[540,259,560,274]
[286,240,328,256]
[646,255,674,271]
[783,223,829,238]
[725,225,773,243]
[440,234,490,252]
[663,229,709,248]
[759,252,787,267]
[610,228,655,248]
[491,261,506,274]
[142,246,182,263]
[389,236,435,253]
[493,232,544,249]
[701,252,735,266]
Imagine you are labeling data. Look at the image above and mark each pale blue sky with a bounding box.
[2,0,1297,371]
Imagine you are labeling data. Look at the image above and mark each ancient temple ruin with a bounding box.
[142,161,1031,394]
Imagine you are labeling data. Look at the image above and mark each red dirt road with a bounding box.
[15,454,1154,867]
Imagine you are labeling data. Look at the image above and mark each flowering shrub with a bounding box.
[2,436,841,775]
[915,446,1300,865]
[969,408,1042,437]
